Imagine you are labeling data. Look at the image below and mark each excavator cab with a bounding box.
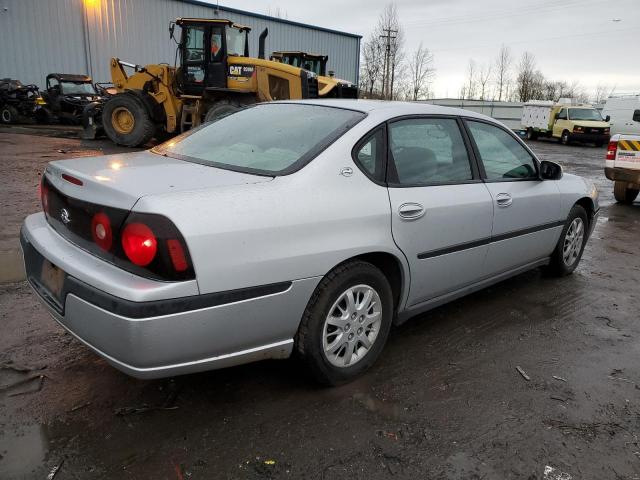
[174,18,250,96]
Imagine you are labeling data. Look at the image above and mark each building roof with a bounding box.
[177,0,362,39]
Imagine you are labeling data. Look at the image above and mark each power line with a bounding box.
[380,28,397,100]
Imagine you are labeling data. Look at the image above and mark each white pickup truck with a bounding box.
[605,134,640,204]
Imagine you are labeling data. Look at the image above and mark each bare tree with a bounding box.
[493,45,512,102]
[478,63,492,100]
[516,52,538,102]
[408,42,435,101]
[462,59,477,100]
[360,34,384,98]
[593,83,616,104]
[377,4,405,100]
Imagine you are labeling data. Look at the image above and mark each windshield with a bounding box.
[60,81,96,95]
[568,108,603,121]
[152,104,365,175]
[226,27,246,56]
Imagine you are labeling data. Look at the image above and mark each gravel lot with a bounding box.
[1,128,639,479]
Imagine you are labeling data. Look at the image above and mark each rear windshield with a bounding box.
[568,108,603,121]
[152,103,365,175]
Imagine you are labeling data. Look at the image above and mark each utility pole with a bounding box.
[380,28,397,100]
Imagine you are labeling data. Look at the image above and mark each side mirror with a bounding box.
[169,22,175,40]
[605,115,611,122]
[540,160,563,180]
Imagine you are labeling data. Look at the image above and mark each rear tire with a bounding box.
[204,101,241,123]
[614,181,639,204]
[526,128,538,141]
[1,105,18,124]
[295,260,393,386]
[102,94,155,147]
[546,204,588,277]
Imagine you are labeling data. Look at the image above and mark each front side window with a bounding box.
[568,108,603,121]
[152,104,365,175]
[467,121,537,180]
[225,27,246,57]
[556,109,567,120]
[388,118,473,185]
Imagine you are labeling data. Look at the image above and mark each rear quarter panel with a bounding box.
[132,116,407,297]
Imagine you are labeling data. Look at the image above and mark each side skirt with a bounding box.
[395,258,550,325]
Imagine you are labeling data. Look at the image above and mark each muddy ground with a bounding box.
[0,128,639,479]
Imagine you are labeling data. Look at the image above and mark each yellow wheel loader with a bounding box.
[270,51,358,99]
[84,18,321,147]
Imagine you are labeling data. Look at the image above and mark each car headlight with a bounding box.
[573,126,584,133]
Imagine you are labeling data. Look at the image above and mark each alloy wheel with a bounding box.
[322,284,382,368]
[563,217,584,266]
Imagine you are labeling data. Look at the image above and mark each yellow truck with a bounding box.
[522,101,610,146]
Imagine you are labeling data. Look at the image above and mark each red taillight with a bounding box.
[91,212,113,251]
[167,239,188,272]
[40,182,49,214]
[606,141,618,161]
[121,223,157,266]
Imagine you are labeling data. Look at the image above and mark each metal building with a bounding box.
[0,0,361,88]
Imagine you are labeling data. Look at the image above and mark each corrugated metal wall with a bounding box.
[0,0,360,88]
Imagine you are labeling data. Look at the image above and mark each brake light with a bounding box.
[62,173,83,186]
[167,239,188,272]
[606,141,618,161]
[121,223,158,266]
[91,212,113,251]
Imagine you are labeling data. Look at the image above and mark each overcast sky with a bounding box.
[216,0,639,98]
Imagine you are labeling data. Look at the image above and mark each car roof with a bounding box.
[285,99,496,122]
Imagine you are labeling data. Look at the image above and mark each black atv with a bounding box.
[38,74,105,125]
[0,78,41,124]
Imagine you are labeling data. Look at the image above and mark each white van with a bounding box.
[602,95,640,136]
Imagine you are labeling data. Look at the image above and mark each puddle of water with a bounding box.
[0,424,49,479]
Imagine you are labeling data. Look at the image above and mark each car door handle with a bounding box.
[495,193,513,207]
[398,203,426,220]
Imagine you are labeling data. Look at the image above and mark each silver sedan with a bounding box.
[21,100,599,385]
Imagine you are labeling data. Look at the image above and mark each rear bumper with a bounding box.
[605,167,640,185]
[21,216,320,379]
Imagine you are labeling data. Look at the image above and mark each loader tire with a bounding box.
[614,181,639,205]
[204,101,241,123]
[1,105,18,124]
[103,94,155,147]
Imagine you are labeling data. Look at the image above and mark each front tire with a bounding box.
[102,94,155,147]
[614,181,639,204]
[1,105,18,124]
[295,261,393,386]
[546,205,588,276]
[560,130,571,145]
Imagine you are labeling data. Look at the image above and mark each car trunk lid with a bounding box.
[45,150,273,210]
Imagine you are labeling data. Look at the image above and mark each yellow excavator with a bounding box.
[83,18,327,147]
[270,51,358,98]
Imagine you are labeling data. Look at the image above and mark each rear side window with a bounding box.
[153,104,365,175]
[388,118,473,185]
[353,128,385,181]
[467,121,537,180]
